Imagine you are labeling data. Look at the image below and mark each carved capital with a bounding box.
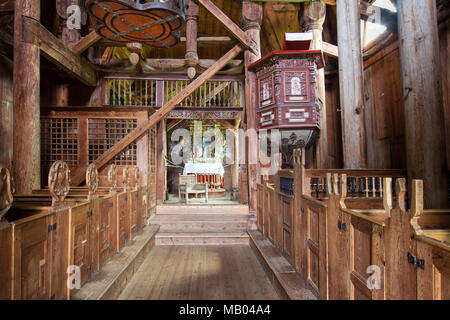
[86,163,99,198]
[241,0,263,31]
[0,168,13,229]
[185,0,199,20]
[299,1,326,32]
[48,161,71,207]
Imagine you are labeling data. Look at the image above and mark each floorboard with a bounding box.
[118,245,280,300]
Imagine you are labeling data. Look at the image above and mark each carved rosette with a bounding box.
[123,165,130,189]
[0,168,13,229]
[108,164,117,193]
[134,166,140,189]
[86,163,99,197]
[48,161,71,207]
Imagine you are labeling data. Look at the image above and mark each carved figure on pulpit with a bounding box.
[291,77,302,95]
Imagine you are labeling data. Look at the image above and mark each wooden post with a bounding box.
[300,1,328,169]
[185,0,199,79]
[336,0,367,168]
[242,0,262,218]
[156,119,166,204]
[13,0,40,194]
[231,120,240,200]
[397,0,448,208]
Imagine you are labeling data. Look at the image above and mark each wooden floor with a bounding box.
[118,245,280,300]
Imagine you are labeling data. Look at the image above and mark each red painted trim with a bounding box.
[248,50,325,70]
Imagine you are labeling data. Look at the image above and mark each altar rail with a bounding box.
[256,148,449,300]
[0,163,148,300]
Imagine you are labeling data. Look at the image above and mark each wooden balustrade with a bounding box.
[0,162,148,300]
[256,148,449,300]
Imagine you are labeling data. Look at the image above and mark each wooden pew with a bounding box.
[0,161,149,300]
[410,180,450,300]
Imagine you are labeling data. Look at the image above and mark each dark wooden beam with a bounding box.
[96,36,238,48]
[195,0,258,55]
[71,31,102,55]
[70,44,243,185]
[22,16,97,86]
[0,0,13,13]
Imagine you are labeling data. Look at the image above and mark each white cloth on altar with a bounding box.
[183,162,225,177]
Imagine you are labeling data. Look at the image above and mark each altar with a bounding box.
[183,162,225,189]
[183,162,225,177]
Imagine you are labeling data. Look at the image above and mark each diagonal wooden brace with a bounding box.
[70,44,244,186]
[195,0,258,56]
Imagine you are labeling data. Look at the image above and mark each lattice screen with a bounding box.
[107,78,157,106]
[88,119,138,165]
[41,118,78,166]
[164,80,242,108]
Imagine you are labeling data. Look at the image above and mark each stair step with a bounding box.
[151,214,249,232]
[156,232,249,245]
[156,205,249,215]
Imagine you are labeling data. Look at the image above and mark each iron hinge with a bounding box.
[48,223,57,233]
[87,209,93,218]
[109,202,113,207]
[338,220,347,232]
[125,196,128,201]
[407,252,425,270]
[87,265,92,274]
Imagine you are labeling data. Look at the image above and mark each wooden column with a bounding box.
[397,0,448,208]
[300,1,328,169]
[231,120,240,200]
[185,0,199,79]
[242,0,262,216]
[156,119,166,204]
[336,0,367,168]
[13,0,40,194]
[55,0,82,106]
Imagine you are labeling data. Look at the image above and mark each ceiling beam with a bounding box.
[22,16,97,86]
[195,0,258,55]
[96,36,238,48]
[70,44,243,185]
[71,31,102,55]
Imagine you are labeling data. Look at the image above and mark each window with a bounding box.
[361,0,397,47]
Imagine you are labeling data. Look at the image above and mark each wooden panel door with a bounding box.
[0,226,12,300]
[130,190,138,238]
[416,241,450,300]
[306,201,327,299]
[98,197,115,267]
[327,196,351,299]
[13,216,52,300]
[117,192,130,249]
[281,195,293,263]
[70,204,92,286]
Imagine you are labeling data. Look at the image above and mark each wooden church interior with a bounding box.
[0,0,449,300]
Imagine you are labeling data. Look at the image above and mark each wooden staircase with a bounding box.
[152,205,250,245]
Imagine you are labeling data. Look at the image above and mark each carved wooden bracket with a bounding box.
[108,164,117,193]
[0,168,13,230]
[48,161,71,207]
[86,163,99,198]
